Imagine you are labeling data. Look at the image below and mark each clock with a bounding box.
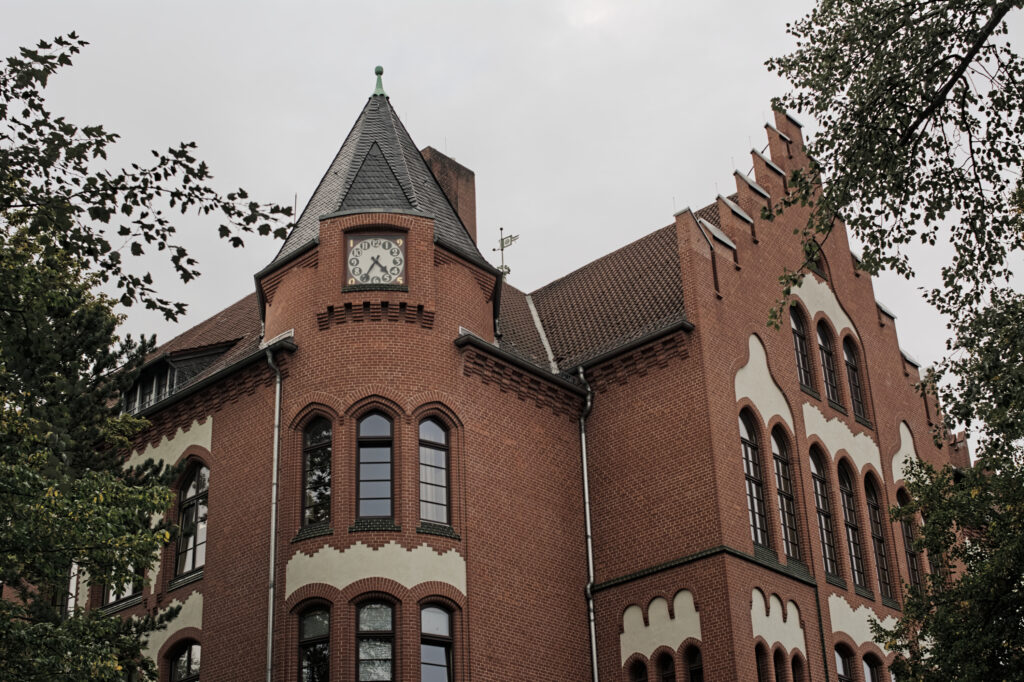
[346,235,406,287]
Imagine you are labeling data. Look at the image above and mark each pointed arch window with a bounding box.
[419,419,449,525]
[629,660,648,682]
[358,413,393,519]
[773,650,787,682]
[791,308,814,389]
[421,605,452,682]
[299,606,330,682]
[772,429,800,560]
[684,646,704,682]
[810,448,839,576]
[898,490,922,589]
[866,480,894,600]
[838,463,867,588]
[817,323,841,405]
[655,652,676,682]
[303,417,332,526]
[740,412,770,547]
[755,644,770,682]
[843,339,868,421]
[176,464,209,576]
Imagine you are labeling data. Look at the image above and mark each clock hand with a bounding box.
[370,256,387,274]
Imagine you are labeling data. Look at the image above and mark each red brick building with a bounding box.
[87,70,968,681]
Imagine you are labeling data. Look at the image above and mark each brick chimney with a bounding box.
[421,146,477,244]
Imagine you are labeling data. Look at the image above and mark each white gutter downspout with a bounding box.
[577,367,599,682]
[264,348,283,682]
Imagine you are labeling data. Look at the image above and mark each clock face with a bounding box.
[347,235,406,287]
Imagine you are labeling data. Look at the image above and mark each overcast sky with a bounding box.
[4,1,1021,373]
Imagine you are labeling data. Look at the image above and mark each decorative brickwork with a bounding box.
[315,300,435,330]
[460,347,580,417]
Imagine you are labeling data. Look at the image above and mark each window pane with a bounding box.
[420,484,446,505]
[419,419,447,445]
[305,418,332,447]
[360,447,391,463]
[301,642,329,682]
[359,414,391,438]
[421,642,448,665]
[422,606,450,637]
[360,481,392,499]
[359,603,393,631]
[420,463,446,485]
[300,608,330,639]
[360,499,391,517]
[421,502,447,524]
[360,463,391,480]
[420,447,445,469]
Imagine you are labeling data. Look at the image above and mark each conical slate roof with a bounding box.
[268,73,489,270]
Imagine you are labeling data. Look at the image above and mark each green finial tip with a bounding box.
[373,65,386,96]
[375,65,383,76]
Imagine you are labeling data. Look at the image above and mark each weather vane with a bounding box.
[492,226,518,278]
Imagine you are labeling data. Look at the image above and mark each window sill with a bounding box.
[753,545,778,563]
[786,558,810,578]
[825,573,846,590]
[881,595,901,611]
[855,415,873,429]
[827,399,847,415]
[416,522,461,540]
[168,569,203,593]
[292,523,333,543]
[799,385,820,401]
[100,593,143,615]
[854,584,875,600]
[349,518,401,533]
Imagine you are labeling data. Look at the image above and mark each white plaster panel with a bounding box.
[891,422,919,483]
[794,276,859,339]
[285,541,466,598]
[735,334,794,430]
[750,589,806,654]
[127,418,212,469]
[828,593,896,653]
[619,590,702,665]
[143,590,203,661]
[803,403,881,474]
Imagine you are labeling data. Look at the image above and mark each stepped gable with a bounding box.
[497,282,551,370]
[269,74,488,271]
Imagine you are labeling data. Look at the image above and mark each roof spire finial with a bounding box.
[373,65,386,96]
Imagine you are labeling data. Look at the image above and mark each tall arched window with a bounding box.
[791,308,814,389]
[772,429,800,560]
[755,644,770,682]
[303,417,332,527]
[629,660,648,682]
[843,339,868,421]
[170,641,201,682]
[791,655,806,682]
[421,605,452,682]
[862,654,884,682]
[834,646,853,682]
[838,463,867,588]
[299,606,330,682]
[773,650,786,682]
[898,490,922,589]
[358,413,393,519]
[817,323,841,405]
[176,464,209,576]
[740,412,770,547]
[419,419,449,525]
[809,448,839,577]
[358,601,394,681]
[866,479,894,600]
[684,646,703,682]
[655,652,676,682]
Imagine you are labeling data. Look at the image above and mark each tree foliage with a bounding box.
[0,35,289,680]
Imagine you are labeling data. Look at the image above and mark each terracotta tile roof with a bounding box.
[497,282,550,369]
[150,293,260,360]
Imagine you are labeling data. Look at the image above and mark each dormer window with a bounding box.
[124,345,232,414]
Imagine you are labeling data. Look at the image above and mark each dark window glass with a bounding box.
[655,652,675,682]
[810,450,839,576]
[740,413,770,547]
[817,323,841,405]
[421,606,452,682]
[303,418,332,526]
[419,419,449,525]
[791,656,806,682]
[772,430,800,560]
[862,657,883,682]
[755,646,770,682]
[773,651,786,682]
[898,491,922,589]
[684,646,703,682]
[838,464,867,588]
[358,602,393,681]
[358,413,392,519]
[104,565,141,605]
[176,465,209,576]
[835,648,853,682]
[791,309,814,389]
[171,642,201,682]
[299,607,329,682]
[866,481,894,599]
[629,660,647,682]
[844,339,867,420]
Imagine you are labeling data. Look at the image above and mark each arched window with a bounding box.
[740,412,770,547]
[866,479,894,600]
[809,448,839,576]
[303,417,332,526]
[834,646,853,682]
[358,413,393,519]
[862,654,884,682]
[791,308,814,389]
[170,641,201,682]
[419,419,449,525]
[358,601,394,681]
[755,644,770,682]
[817,323,841,405]
[421,605,452,682]
[791,655,806,682]
[843,339,868,421]
[629,660,648,682]
[898,490,922,589]
[773,650,787,682]
[176,464,209,576]
[299,606,330,682]
[838,463,867,588]
[655,652,676,682]
[772,429,800,560]
[684,645,703,682]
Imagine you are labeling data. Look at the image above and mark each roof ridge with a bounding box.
[384,99,422,210]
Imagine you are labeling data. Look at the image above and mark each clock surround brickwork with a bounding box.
[93,102,969,682]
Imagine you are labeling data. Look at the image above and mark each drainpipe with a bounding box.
[577,367,599,682]
[264,349,283,682]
